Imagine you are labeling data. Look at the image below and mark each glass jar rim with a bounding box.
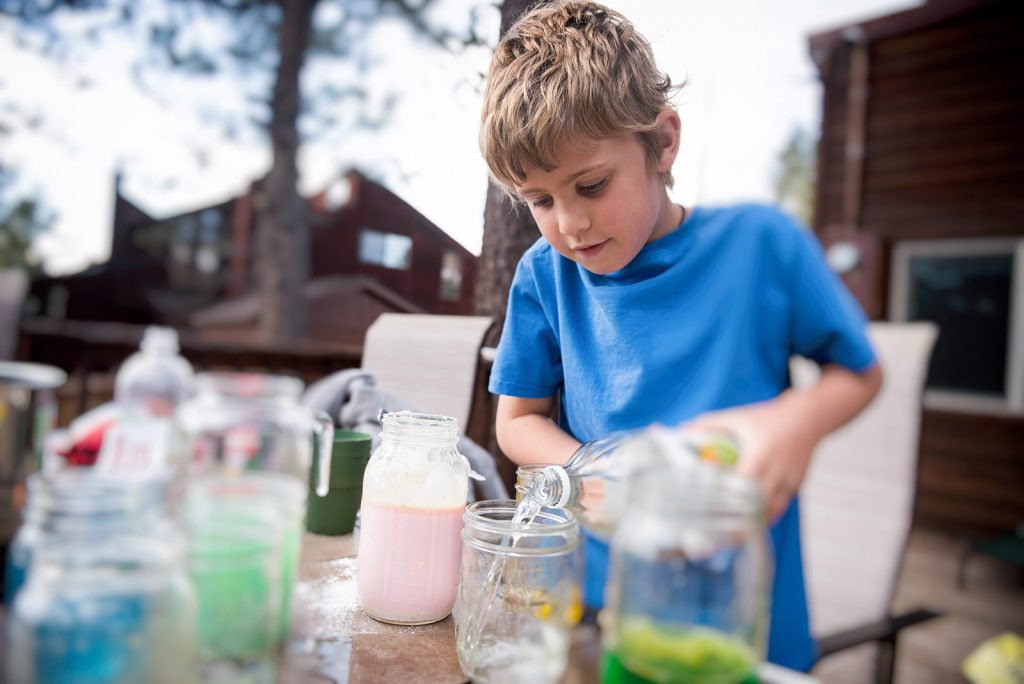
[514,463,549,497]
[380,411,459,438]
[26,471,170,518]
[462,499,578,555]
[628,465,763,519]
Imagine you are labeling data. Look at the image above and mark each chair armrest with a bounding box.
[817,608,942,658]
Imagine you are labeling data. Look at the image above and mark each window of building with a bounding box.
[359,229,412,270]
[198,209,222,244]
[174,215,197,247]
[440,250,463,302]
[890,238,1024,415]
[194,210,223,276]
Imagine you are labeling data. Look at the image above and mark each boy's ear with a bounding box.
[655,110,682,173]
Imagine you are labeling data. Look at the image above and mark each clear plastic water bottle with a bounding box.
[115,326,194,416]
[515,427,740,538]
[97,327,195,477]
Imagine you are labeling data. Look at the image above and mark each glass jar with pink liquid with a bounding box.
[356,411,469,625]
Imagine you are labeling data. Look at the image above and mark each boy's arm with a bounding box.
[688,362,883,521]
[495,395,582,467]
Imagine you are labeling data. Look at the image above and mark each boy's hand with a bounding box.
[685,395,820,522]
[685,364,882,522]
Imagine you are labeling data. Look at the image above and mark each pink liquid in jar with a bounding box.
[357,501,465,624]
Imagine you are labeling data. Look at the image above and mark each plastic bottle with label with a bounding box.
[96,327,195,477]
[115,326,195,416]
[515,427,741,539]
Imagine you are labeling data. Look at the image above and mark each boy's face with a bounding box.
[515,113,681,275]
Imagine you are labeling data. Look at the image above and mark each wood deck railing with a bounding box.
[17,317,515,493]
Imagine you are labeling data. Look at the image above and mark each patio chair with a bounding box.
[791,321,941,684]
[360,313,494,434]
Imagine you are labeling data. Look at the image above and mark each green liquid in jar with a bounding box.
[601,619,759,684]
[191,523,278,660]
[276,511,303,640]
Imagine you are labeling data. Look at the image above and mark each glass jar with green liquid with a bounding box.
[175,372,335,680]
[600,465,770,684]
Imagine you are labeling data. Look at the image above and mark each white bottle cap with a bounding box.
[544,465,572,509]
[140,326,179,354]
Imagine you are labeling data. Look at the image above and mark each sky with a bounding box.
[0,0,922,275]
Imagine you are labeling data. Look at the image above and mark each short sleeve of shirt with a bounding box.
[488,253,563,398]
[788,224,877,372]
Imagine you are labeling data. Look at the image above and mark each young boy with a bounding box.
[481,0,882,672]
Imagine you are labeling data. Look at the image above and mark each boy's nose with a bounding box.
[557,205,590,238]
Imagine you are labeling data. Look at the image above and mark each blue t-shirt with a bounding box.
[489,204,877,672]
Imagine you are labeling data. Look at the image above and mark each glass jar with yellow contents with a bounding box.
[455,500,581,684]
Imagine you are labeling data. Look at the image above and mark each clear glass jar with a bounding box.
[184,474,290,682]
[6,472,195,684]
[356,411,469,625]
[174,372,332,659]
[6,469,124,605]
[455,500,580,684]
[0,361,65,549]
[175,372,334,495]
[601,466,771,684]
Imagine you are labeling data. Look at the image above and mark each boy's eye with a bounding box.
[531,196,553,209]
[579,178,608,196]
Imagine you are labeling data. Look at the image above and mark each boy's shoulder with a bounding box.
[698,202,802,234]
[697,203,814,258]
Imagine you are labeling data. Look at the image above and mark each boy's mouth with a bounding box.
[575,239,609,258]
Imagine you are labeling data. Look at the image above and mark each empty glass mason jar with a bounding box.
[601,466,771,684]
[6,472,195,684]
[456,500,580,684]
[357,411,470,625]
[175,372,334,493]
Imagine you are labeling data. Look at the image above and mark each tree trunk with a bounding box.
[496,0,538,34]
[474,185,537,344]
[473,0,542,345]
[256,0,315,343]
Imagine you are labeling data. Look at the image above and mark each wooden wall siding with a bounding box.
[814,0,1024,240]
[814,45,851,232]
[914,410,1024,537]
[860,1,1024,240]
[310,178,477,317]
[813,0,1024,539]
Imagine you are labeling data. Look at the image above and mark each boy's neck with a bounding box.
[648,194,687,245]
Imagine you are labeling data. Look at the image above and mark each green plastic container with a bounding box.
[306,430,372,535]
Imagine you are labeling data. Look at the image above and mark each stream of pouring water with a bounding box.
[459,489,547,663]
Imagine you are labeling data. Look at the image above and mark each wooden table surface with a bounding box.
[0,531,817,683]
[282,532,469,683]
[282,532,818,684]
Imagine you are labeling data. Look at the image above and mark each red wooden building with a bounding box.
[30,171,477,347]
[808,0,1024,537]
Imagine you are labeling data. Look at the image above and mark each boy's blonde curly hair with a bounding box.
[481,1,678,199]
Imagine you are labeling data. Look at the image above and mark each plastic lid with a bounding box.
[140,326,180,355]
[0,361,66,390]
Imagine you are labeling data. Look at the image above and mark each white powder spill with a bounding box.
[291,556,437,639]
[291,557,384,638]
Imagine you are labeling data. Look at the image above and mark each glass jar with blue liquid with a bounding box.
[6,471,196,684]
